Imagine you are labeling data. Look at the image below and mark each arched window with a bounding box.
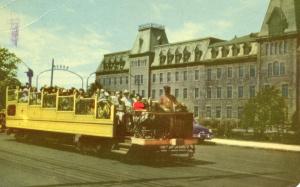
[273,61,279,75]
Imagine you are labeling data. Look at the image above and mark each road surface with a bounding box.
[0,133,299,187]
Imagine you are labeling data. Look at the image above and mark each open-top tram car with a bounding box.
[5,87,198,158]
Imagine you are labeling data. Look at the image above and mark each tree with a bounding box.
[241,86,287,136]
[0,48,21,109]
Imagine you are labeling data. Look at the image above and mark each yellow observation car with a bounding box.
[5,87,197,157]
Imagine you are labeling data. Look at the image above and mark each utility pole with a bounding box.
[50,58,54,87]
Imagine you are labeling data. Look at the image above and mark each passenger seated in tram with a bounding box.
[133,95,145,111]
[97,91,111,119]
[159,86,178,112]
[121,89,133,111]
[19,88,29,103]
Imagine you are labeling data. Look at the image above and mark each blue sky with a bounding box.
[0,0,269,88]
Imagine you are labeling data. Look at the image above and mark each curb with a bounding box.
[206,138,300,152]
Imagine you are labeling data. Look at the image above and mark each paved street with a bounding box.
[0,133,299,187]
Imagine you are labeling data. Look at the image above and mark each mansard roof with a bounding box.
[209,33,258,47]
[96,50,130,73]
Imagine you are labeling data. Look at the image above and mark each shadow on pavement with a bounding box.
[26,171,288,187]
[5,137,216,168]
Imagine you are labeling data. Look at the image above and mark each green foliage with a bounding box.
[0,48,21,109]
[241,86,287,136]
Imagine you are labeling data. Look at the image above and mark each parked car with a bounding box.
[193,120,213,140]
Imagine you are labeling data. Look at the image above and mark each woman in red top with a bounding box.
[133,95,145,110]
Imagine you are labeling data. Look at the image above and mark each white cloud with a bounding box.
[213,20,233,30]
[166,21,204,43]
[150,2,173,20]
[0,7,111,89]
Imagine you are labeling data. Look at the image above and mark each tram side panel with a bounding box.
[5,89,116,138]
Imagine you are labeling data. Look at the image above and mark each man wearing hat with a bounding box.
[159,86,178,112]
[121,89,133,110]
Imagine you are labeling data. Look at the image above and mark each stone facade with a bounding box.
[96,0,300,122]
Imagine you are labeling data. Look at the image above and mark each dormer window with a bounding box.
[211,47,218,58]
[232,45,240,56]
[167,49,174,64]
[267,7,288,36]
[159,51,166,65]
[175,48,182,64]
[183,47,191,63]
[194,46,202,62]
[221,46,229,57]
[243,43,252,55]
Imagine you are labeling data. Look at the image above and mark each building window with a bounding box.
[207,87,212,99]
[207,69,212,81]
[226,106,232,118]
[160,73,163,83]
[140,75,144,84]
[227,67,232,78]
[141,90,145,97]
[238,86,243,98]
[108,78,111,85]
[282,84,288,97]
[250,86,255,98]
[183,71,188,81]
[159,89,163,96]
[152,74,156,83]
[265,43,269,55]
[238,107,244,119]
[151,89,156,98]
[239,66,244,78]
[194,70,199,80]
[217,68,222,79]
[216,106,221,118]
[280,63,285,75]
[126,76,128,84]
[250,65,256,77]
[268,63,273,76]
[273,62,279,75]
[206,106,211,118]
[284,40,288,53]
[114,77,117,85]
[134,75,139,85]
[175,88,179,98]
[183,88,188,99]
[175,72,179,81]
[227,86,232,98]
[270,43,273,55]
[167,72,171,82]
[119,77,122,85]
[217,87,222,99]
[194,88,199,98]
[194,106,199,117]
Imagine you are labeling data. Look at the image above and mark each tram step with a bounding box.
[118,142,132,148]
[119,147,130,152]
[111,149,128,155]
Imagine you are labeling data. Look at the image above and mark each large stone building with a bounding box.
[96,0,300,122]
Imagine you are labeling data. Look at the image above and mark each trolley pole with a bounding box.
[50,58,54,87]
